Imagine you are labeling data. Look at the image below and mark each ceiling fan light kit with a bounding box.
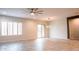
[30,12,35,16]
[27,8,43,16]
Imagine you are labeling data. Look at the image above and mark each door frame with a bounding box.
[67,15,79,39]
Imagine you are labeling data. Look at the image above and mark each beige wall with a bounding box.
[0,15,49,42]
[49,17,68,39]
[23,20,49,40]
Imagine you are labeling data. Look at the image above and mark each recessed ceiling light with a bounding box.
[48,17,54,20]
[48,16,58,20]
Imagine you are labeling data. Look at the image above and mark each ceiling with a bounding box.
[0,8,79,21]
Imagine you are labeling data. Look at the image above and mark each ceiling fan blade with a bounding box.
[34,10,43,14]
[38,13,43,14]
[37,10,43,12]
[34,8,38,11]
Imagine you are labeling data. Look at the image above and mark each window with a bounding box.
[1,21,22,36]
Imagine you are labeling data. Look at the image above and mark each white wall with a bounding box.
[49,17,68,39]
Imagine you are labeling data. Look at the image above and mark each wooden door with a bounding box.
[69,18,79,39]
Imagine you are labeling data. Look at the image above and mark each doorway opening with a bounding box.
[67,15,79,39]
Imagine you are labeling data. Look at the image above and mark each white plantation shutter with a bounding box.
[18,23,22,35]
[1,22,7,36]
[8,22,13,35]
[13,22,18,35]
[1,21,22,36]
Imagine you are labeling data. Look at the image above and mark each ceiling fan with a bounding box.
[27,8,44,15]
